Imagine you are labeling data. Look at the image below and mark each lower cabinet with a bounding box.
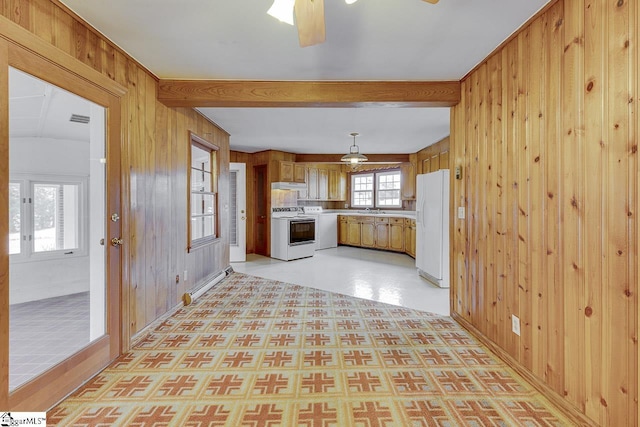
[338,215,414,257]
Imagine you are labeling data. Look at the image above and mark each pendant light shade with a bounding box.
[341,132,368,165]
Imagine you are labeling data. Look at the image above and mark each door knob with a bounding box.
[111,237,124,247]
[241,217,246,220]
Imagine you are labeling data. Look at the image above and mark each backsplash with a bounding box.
[271,189,298,207]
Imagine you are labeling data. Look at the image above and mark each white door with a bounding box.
[230,162,247,262]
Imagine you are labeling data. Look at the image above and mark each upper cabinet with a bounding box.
[298,164,346,201]
[278,161,306,183]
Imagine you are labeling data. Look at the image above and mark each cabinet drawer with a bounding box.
[347,216,360,223]
[361,216,375,223]
[390,217,403,225]
[404,218,412,226]
[375,217,389,224]
[339,215,348,222]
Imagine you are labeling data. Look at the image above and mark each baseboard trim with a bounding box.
[451,312,598,427]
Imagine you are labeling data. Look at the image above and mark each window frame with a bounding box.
[187,132,220,251]
[350,169,402,209]
[9,173,89,262]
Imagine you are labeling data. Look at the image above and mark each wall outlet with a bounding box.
[183,270,188,282]
[344,203,348,208]
[175,275,180,284]
[457,206,465,219]
[512,315,521,336]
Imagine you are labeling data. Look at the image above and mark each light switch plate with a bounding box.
[512,315,521,336]
[457,206,465,219]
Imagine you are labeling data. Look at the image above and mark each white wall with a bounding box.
[9,137,90,304]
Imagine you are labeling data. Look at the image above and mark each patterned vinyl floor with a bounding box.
[49,273,571,426]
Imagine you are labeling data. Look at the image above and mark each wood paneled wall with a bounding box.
[450,0,638,425]
[1,0,230,342]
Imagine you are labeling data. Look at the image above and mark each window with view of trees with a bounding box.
[9,177,84,257]
[351,170,402,208]
[188,133,219,250]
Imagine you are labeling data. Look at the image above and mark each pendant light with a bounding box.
[341,132,368,165]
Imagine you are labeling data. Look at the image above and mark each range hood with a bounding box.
[271,182,307,190]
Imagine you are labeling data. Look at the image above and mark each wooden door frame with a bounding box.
[254,164,268,256]
[0,17,128,410]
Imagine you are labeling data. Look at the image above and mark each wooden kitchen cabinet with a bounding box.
[318,168,328,200]
[360,216,375,248]
[400,163,416,200]
[328,169,346,201]
[404,218,416,258]
[347,216,361,246]
[338,216,348,245]
[307,167,318,199]
[374,217,389,249]
[278,161,294,182]
[294,163,306,183]
[389,218,404,252]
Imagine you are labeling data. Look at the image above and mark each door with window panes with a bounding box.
[3,45,122,411]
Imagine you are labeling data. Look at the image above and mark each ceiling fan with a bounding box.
[268,0,440,47]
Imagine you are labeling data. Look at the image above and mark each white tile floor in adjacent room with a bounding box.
[231,246,450,316]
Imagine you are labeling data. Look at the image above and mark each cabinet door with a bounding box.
[297,167,308,199]
[318,168,328,200]
[308,167,318,199]
[361,219,375,248]
[409,220,416,257]
[347,221,361,246]
[404,223,412,257]
[338,216,348,245]
[389,218,404,251]
[375,223,389,249]
[294,163,306,183]
[328,169,339,200]
[401,163,416,200]
[279,161,294,182]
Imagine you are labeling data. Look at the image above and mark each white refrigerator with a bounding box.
[415,169,450,288]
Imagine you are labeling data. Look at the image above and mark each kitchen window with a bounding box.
[9,175,86,259]
[351,170,402,208]
[188,132,219,250]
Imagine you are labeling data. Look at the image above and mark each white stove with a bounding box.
[271,207,316,261]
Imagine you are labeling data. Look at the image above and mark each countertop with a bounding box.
[324,210,416,219]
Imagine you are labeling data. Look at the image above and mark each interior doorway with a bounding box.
[229,162,246,262]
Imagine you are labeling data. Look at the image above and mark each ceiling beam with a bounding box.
[157,80,460,108]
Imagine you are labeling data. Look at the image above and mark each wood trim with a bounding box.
[158,80,461,107]
[8,337,111,411]
[0,15,126,97]
[47,0,159,82]
[295,154,410,163]
[452,313,599,427]
[0,37,9,406]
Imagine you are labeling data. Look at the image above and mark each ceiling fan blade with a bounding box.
[422,0,439,3]
[294,0,326,47]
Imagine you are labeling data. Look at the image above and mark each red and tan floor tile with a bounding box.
[50,273,571,426]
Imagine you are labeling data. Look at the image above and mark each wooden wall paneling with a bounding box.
[450,105,464,316]
[487,53,501,344]
[583,0,606,421]
[52,7,73,53]
[634,2,640,425]
[504,36,519,359]
[32,0,53,44]
[493,49,507,351]
[606,0,633,421]
[476,61,489,337]
[174,109,188,300]
[468,69,480,324]
[543,1,564,394]
[142,68,157,328]
[516,28,532,370]
[561,0,585,410]
[527,15,545,381]
[155,99,170,317]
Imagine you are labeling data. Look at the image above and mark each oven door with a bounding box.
[289,218,315,246]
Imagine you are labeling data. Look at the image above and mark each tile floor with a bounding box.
[9,292,90,390]
[232,246,450,316]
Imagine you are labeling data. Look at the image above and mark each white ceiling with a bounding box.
[51,0,549,153]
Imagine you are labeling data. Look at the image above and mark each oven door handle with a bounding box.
[289,240,315,246]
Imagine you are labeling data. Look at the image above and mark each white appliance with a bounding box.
[416,170,450,288]
[271,207,316,261]
[303,206,338,250]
